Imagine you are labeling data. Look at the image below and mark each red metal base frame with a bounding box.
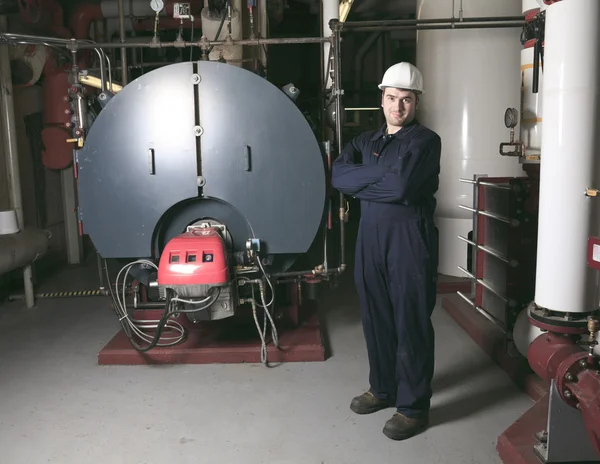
[496,394,550,464]
[98,304,325,365]
[441,294,548,401]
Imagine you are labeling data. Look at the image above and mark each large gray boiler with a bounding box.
[76,61,328,275]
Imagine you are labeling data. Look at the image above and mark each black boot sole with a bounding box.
[382,422,428,441]
[350,399,391,415]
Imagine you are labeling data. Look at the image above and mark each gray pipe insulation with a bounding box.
[0,228,51,276]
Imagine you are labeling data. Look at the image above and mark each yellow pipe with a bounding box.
[79,74,123,93]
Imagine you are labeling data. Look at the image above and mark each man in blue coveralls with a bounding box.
[331,62,441,441]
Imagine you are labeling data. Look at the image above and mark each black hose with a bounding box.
[533,39,540,94]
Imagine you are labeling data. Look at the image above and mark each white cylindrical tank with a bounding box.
[201,2,243,66]
[416,0,525,277]
[534,0,600,313]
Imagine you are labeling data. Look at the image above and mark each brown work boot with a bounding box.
[350,391,392,415]
[383,412,429,440]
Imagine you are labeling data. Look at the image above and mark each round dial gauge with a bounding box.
[150,0,164,12]
[504,107,519,129]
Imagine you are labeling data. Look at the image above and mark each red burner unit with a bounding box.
[157,228,229,298]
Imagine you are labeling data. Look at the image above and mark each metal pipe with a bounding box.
[457,265,510,304]
[117,0,128,85]
[346,22,525,33]
[457,291,506,331]
[0,31,73,43]
[332,19,346,274]
[129,302,165,309]
[458,204,516,225]
[457,234,519,267]
[340,16,525,28]
[70,36,333,49]
[0,16,38,309]
[459,178,514,191]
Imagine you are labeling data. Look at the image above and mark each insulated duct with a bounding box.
[0,229,50,275]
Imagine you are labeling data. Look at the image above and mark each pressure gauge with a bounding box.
[150,0,164,12]
[504,107,519,129]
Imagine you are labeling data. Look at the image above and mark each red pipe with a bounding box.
[70,4,104,40]
[41,0,71,38]
[528,333,600,456]
[41,56,74,170]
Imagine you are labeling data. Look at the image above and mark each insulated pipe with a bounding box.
[0,18,24,229]
[0,16,38,309]
[0,229,51,275]
[534,0,600,313]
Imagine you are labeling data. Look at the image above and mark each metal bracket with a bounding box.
[533,380,600,463]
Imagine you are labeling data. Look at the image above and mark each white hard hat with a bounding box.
[378,62,424,94]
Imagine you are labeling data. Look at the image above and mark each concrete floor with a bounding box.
[0,254,534,464]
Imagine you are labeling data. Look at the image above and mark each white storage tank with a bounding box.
[415,0,525,277]
[533,0,600,314]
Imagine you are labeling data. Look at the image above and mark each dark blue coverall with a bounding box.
[331,119,441,419]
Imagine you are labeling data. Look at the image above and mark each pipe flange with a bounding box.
[556,351,593,408]
[528,303,595,334]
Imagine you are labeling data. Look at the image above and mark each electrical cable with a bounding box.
[106,259,187,351]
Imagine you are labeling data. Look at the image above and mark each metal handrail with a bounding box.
[456,291,506,332]
[457,235,519,267]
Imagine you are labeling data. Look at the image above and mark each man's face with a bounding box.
[381,88,419,128]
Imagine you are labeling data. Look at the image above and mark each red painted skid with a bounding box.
[98,309,325,365]
[496,394,550,464]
